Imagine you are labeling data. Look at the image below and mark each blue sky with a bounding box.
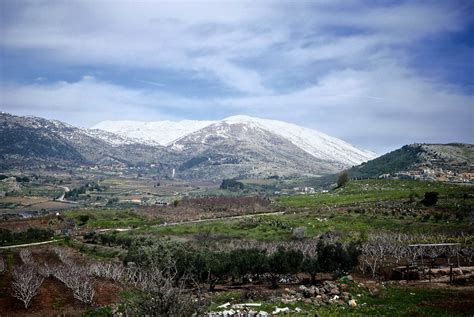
[0,0,473,154]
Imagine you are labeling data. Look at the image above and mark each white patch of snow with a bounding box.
[93,115,376,165]
[221,115,376,165]
[92,120,214,146]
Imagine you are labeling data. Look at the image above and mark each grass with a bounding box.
[65,208,163,229]
[64,238,125,260]
[318,283,474,316]
[137,210,472,241]
[278,179,473,208]
[209,283,473,316]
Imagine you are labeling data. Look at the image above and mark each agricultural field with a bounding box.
[0,178,473,315]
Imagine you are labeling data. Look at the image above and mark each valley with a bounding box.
[0,112,473,316]
[1,162,473,315]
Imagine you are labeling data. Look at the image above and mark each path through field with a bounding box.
[97,211,286,233]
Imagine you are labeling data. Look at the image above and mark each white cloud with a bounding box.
[1,1,472,153]
[2,1,467,94]
[2,63,472,154]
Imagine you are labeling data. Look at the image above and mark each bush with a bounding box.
[421,191,439,206]
[292,227,305,240]
[15,176,30,182]
[337,171,349,188]
[220,179,244,191]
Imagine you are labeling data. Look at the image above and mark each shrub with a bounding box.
[421,191,439,206]
[220,179,244,191]
[337,171,349,188]
[292,227,305,240]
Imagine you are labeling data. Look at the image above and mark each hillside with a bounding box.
[0,113,176,170]
[1,113,376,179]
[350,143,473,182]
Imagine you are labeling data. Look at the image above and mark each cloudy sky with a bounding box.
[1,0,473,154]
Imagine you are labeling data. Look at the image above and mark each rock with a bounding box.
[257,311,269,317]
[330,287,340,295]
[299,285,313,298]
[310,286,320,295]
[346,275,354,281]
[348,299,357,307]
[341,292,351,301]
[218,302,231,309]
[272,307,290,314]
[370,288,380,297]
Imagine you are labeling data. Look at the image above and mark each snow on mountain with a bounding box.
[93,115,376,167]
[220,115,376,165]
[82,128,139,146]
[92,120,214,146]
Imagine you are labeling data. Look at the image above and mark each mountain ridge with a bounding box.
[93,115,376,166]
[1,112,375,179]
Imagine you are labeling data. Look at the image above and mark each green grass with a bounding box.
[315,283,473,316]
[65,208,163,229]
[209,284,473,316]
[138,210,472,241]
[278,179,473,208]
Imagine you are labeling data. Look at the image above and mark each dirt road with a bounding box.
[97,211,285,233]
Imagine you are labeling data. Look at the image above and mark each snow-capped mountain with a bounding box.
[218,115,375,166]
[92,120,214,146]
[94,115,376,166]
[0,113,176,169]
[1,112,376,179]
[171,118,353,179]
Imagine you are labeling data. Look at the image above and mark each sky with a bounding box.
[0,0,473,154]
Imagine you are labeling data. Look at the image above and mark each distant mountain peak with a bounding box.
[93,115,376,167]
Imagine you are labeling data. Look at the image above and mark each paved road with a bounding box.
[97,211,285,233]
[0,239,60,249]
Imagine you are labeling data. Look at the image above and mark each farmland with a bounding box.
[0,173,473,315]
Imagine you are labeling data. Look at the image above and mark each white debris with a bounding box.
[272,307,290,314]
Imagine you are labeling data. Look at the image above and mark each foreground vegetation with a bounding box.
[1,178,473,315]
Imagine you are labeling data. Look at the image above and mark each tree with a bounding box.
[11,265,44,308]
[220,179,244,191]
[267,247,303,288]
[125,269,196,316]
[421,192,438,206]
[337,171,349,188]
[302,255,320,285]
[0,256,5,273]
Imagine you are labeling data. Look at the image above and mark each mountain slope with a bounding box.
[0,113,87,168]
[0,113,175,169]
[170,120,344,179]
[95,115,376,167]
[92,119,214,146]
[349,143,473,181]
[1,112,376,179]
[219,115,375,166]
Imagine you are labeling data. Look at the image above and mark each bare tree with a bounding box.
[0,256,5,273]
[73,277,95,305]
[52,261,96,305]
[19,249,34,265]
[126,268,195,316]
[11,265,44,309]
